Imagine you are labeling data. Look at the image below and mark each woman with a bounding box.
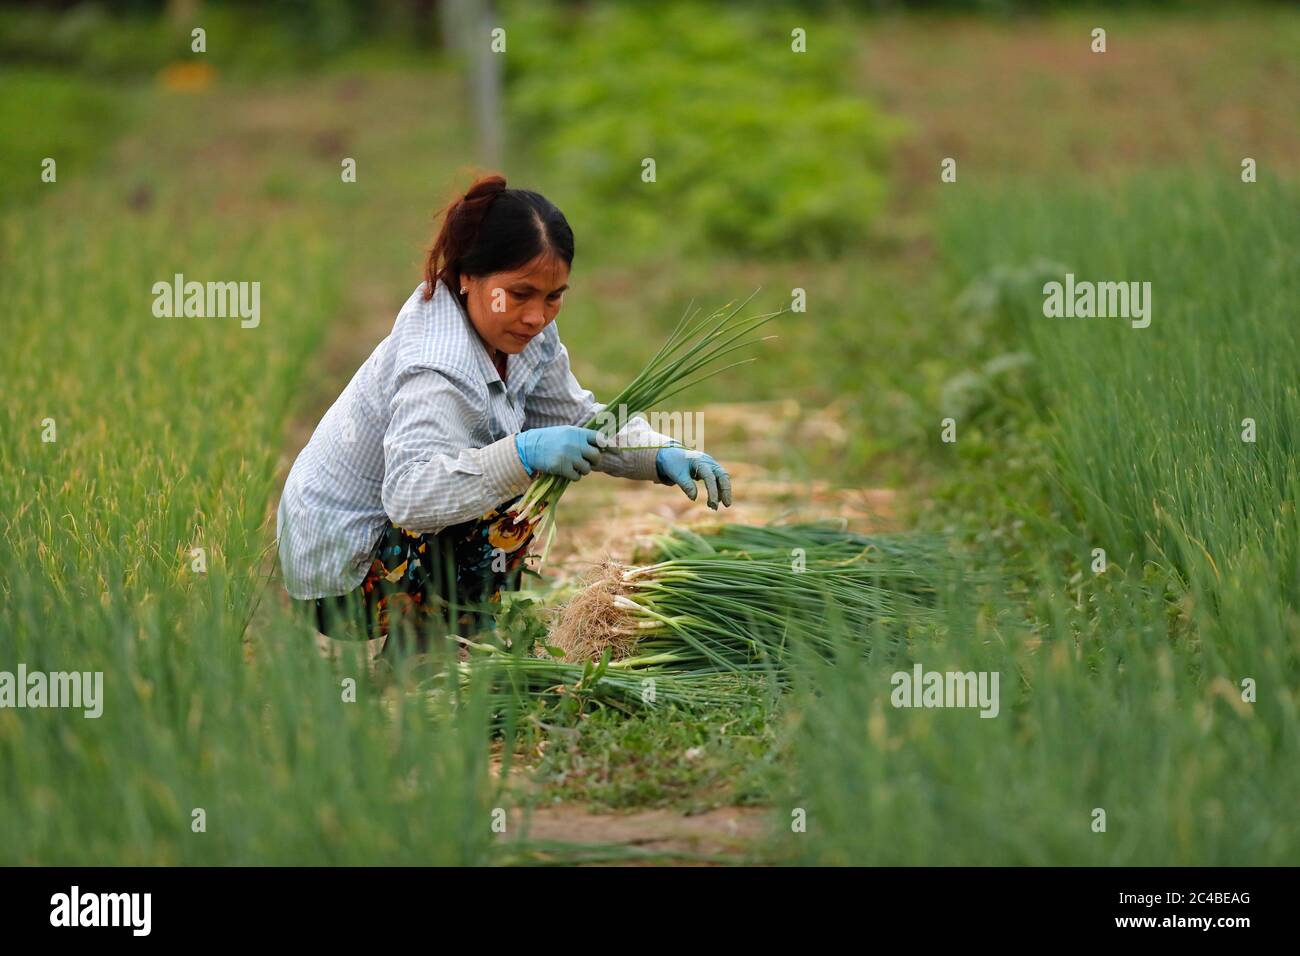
[276,174,734,654]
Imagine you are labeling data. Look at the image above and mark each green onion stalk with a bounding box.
[421,638,765,724]
[549,523,952,675]
[425,524,955,715]
[508,292,783,560]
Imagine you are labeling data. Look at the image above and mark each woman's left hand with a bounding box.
[655,447,733,510]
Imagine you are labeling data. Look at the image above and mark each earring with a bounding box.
[460,287,467,295]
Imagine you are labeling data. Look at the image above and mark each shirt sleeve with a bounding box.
[523,334,680,484]
[381,364,533,532]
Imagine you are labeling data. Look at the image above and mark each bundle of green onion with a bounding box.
[547,523,949,674]
[508,292,783,556]
[430,523,953,717]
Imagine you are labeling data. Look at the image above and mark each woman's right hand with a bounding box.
[516,426,608,481]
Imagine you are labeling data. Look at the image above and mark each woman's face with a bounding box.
[462,253,570,356]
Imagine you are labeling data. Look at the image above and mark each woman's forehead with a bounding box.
[496,254,569,290]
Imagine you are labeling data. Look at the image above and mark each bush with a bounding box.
[505,1,899,259]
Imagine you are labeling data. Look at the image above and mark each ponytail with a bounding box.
[422,173,574,301]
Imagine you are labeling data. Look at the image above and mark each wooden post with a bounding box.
[444,0,504,167]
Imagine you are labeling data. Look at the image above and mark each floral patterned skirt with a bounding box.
[304,495,535,653]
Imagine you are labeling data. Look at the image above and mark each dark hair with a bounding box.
[422,173,575,302]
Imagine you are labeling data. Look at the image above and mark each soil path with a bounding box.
[506,805,772,864]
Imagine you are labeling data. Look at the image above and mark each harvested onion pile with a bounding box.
[442,523,952,715]
[548,523,948,671]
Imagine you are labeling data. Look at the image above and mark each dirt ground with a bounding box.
[505,805,771,864]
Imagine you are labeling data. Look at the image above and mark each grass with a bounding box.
[0,61,521,864]
[940,173,1300,643]
[0,162,509,864]
[0,69,127,210]
[517,701,779,812]
[774,174,1300,865]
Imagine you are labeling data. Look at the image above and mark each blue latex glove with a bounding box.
[656,447,733,510]
[516,426,608,481]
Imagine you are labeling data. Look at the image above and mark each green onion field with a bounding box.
[1,1,1297,865]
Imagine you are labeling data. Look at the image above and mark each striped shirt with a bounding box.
[276,278,677,600]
